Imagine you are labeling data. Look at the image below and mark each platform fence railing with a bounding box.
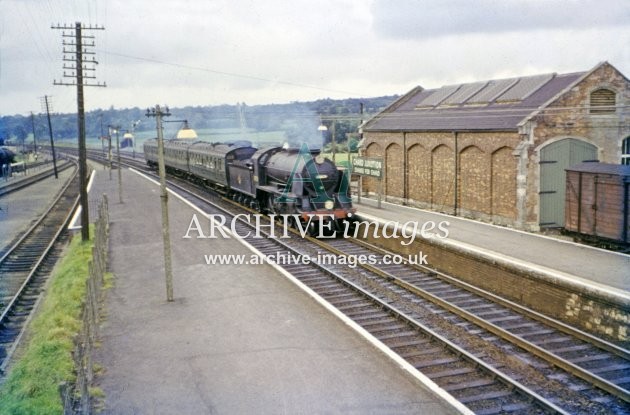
[60,194,109,415]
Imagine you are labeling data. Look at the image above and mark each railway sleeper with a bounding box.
[396,346,445,360]
[569,353,612,364]
[440,376,496,392]
[412,356,460,369]
[473,401,532,415]
[425,366,476,379]
[498,321,539,331]
[455,387,513,404]
[588,363,630,374]
[367,324,412,336]
[350,314,393,325]
[332,300,373,311]
[387,338,431,350]
[516,328,556,338]
[439,292,473,301]
[343,307,386,318]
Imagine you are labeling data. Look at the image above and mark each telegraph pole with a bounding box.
[30,112,37,157]
[41,96,58,179]
[52,21,106,241]
[146,105,174,302]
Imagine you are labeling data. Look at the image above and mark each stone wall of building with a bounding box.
[522,62,630,227]
[361,63,630,230]
[362,131,521,223]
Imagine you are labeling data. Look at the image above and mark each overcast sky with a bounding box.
[1,0,629,116]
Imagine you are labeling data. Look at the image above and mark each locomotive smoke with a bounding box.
[277,110,324,150]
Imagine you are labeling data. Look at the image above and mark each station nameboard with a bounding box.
[352,157,383,179]
[351,156,383,178]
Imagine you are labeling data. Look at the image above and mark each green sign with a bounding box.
[352,156,383,178]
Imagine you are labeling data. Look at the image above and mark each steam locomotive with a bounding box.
[0,147,15,166]
[143,139,355,231]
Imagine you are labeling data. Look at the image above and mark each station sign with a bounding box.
[351,156,383,178]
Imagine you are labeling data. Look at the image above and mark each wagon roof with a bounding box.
[363,68,590,132]
[566,162,630,177]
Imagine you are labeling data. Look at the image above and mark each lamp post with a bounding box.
[107,126,113,180]
[318,122,328,153]
[146,105,174,302]
[131,120,141,158]
[99,112,105,158]
[108,125,123,203]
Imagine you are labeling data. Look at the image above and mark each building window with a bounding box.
[623,137,630,165]
[590,88,616,114]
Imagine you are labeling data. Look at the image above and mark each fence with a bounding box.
[60,194,109,415]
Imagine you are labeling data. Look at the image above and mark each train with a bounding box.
[0,147,16,177]
[564,162,630,248]
[0,147,15,166]
[143,139,355,233]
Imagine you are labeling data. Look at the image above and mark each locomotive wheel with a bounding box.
[307,221,319,237]
[266,195,276,214]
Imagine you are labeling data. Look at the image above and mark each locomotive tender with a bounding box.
[143,139,355,230]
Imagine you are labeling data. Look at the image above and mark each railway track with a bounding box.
[0,160,73,197]
[0,162,80,374]
[95,153,630,413]
[143,173,580,414]
[323,239,630,388]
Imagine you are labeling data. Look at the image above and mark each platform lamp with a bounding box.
[175,120,198,140]
[162,119,198,140]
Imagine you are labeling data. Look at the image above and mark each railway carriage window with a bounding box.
[589,88,616,114]
[622,137,630,165]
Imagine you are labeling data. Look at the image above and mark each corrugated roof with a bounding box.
[364,71,585,132]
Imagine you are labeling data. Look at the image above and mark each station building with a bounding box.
[361,61,630,231]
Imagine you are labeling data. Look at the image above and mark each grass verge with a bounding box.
[0,229,94,415]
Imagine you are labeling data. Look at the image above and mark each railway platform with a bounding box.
[0,166,75,248]
[86,168,457,415]
[353,197,629,293]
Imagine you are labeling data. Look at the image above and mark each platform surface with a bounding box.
[89,167,456,415]
[0,166,75,248]
[354,197,629,292]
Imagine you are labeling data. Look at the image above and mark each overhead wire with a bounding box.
[100,50,367,98]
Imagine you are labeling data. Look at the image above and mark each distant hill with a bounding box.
[0,96,399,148]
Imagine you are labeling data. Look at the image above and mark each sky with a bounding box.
[1,0,629,117]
